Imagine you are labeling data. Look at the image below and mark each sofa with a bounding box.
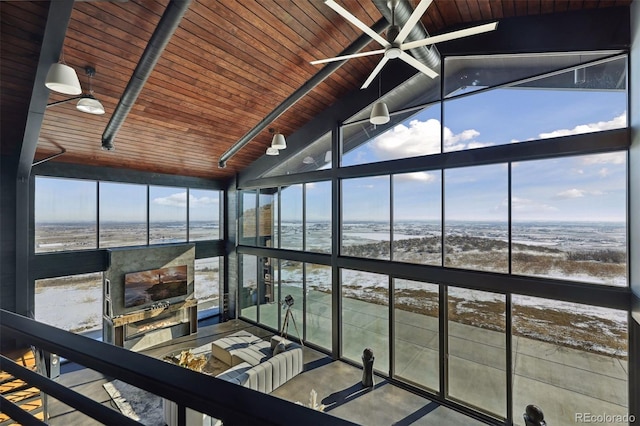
[212,331,303,393]
[163,331,303,426]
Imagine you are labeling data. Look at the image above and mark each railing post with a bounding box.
[34,348,60,422]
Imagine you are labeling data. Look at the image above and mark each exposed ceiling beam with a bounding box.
[217,18,390,169]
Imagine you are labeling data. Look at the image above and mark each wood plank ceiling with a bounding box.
[3,0,632,181]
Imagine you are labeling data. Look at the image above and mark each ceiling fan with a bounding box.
[311,0,498,89]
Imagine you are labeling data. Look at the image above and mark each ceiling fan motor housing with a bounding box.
[387,24,400,42]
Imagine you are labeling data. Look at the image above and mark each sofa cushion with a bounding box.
[272,341,286,356]
[211,331,264,366]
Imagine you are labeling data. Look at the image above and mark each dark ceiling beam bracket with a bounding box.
[17,0,75,180]
[217,18,390,169]
[101,0,191,151]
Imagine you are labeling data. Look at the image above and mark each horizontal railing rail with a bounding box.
[1,310,356,426]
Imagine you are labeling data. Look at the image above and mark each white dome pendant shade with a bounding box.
[76,95,105,115]
[369,101,390,125]
[45,63,82,95]
[271,133,287,150]
[266,147,280,155]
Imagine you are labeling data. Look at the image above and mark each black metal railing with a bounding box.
[1,309,356,426]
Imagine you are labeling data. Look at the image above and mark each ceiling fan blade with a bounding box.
[310,49,386,65]
[394,0,433,44]
[361,56,390,89]
[401,22,498,50]
[399,51,438,79]
[325,0,390,47]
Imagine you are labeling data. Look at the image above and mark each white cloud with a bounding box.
[509,197,557,212]
[153,192,218,208]
[555,188,586,199]
[369,118,488,159]
[598,168,610,178]
[190,194,218,207]
[154,192,187,207]
[538,112,626,139]
[580,151,626,166]
[394,171,437,183]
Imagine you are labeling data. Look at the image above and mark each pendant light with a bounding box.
[45,62,82,95]
[369,72,389,125]
[271,133,287,150]
[266,147,279,155]
[76,66,105,115]
[46,66,105,115]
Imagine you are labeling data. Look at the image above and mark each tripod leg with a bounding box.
[289,310,304,347]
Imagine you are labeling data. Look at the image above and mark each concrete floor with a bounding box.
[244,291,630,426]
[47,319,483,426]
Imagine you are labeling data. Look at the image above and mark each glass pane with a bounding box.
[280,260,304,341]
[280,184,303,251]
[341,176,390,260]
[443,56,626,152]
[341,269,389,373]
[443,51,622,98]
[306,263,332,350]
[239,254,258,321]
[512,296,628,425]
[448,287,506,417]
[258,257,279,331]
[342,106,440,167]
[512,152,627,286]
[35,177,97,252]
[189,189,221,241]
[393,171,442,265]
[305,181,332,254]
[194,257,220,312]
[149,186,187,244]
[99,182,147,248]
[394,279,439,392]
[263,131,332,177]
[444,164,508,273]
[258,189,276,248]
[239,190,257,246]
[35,272,103,334]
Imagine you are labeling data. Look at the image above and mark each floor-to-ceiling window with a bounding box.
[236,51,630,424]
[34,176,224,331]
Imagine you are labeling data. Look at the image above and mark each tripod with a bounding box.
[280,306,303,346]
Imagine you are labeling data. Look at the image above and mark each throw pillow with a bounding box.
[273,342,286,356]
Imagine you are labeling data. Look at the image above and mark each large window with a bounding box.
[35,177,222,252]
[305,181,331,254]
[448,287,506,417]
[99,182,147,248]
[511,296,628,425]
[280,185,303,250]
[392,172,441,265]
[194,257,221,313]
[341,176,390,260]
[189,189,221,241]
[394,279,439,391]
[444,164,508,273]
[35,272,103,334]
[35,177,97,252]
[342,106,441,167]
[512,152,627,286]
[341,269,389,373]
[239,51,630,423]
[306,263,332,350]
[149,186,187,244]
[239,254,258,321]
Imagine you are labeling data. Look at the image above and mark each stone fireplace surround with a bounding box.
[102,244,197,351]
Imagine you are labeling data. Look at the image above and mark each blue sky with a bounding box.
[338,85,627,222]
[35,180,220,223]
[36,81,626,224]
